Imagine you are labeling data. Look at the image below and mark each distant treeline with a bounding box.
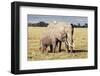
[71,23,88,28]
[28,21,88,28]
[28,22,48,27]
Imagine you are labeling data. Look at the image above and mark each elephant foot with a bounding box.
[53,51,56,53]
[48,50,52,53]
[68,50,73,53]
[59,50,62,52]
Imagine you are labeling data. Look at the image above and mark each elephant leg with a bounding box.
[49,44,53,53]
[52,42,57,53]
[53,44,56,53]
[67,45,70,52]
[56,40,58,47]
[59,41,62,52]
[45,45,48,54]
[55,40,59,53]
[42,46,45,53]
[43,45,48,54]
[41,45,47,53]
[51,38,57,53]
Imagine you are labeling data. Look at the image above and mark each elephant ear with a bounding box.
[55,27,66,41]
[55,32,62,41]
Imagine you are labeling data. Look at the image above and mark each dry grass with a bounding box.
[28,27,88,61]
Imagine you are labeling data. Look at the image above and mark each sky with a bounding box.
[28,14,88,25]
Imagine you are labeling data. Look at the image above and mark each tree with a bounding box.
[78,23,81,27]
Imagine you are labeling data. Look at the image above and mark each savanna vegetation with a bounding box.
[27,27,88,61]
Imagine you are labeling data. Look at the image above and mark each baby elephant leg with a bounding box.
[44,45,48,54]
[52,41,57,53]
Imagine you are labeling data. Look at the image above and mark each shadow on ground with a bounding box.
[48,49,87,53]
[60,49,87,53]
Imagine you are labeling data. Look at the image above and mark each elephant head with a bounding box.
[64,24,74,52]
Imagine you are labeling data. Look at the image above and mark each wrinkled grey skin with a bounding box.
[47,22,74,53]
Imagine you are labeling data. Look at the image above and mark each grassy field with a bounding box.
[28,27,88,61]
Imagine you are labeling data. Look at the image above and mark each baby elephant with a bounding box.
[40,34,53,53]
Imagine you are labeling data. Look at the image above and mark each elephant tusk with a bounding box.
[72,40,75,48]
[65,41,75,48]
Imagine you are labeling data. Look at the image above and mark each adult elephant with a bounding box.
[47,21,74,53]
